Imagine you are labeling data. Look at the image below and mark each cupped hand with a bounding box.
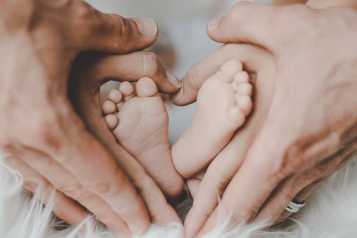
[0,0,180,237]
[172,2,357,237]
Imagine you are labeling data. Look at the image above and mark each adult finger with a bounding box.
[69,70,181,226]
[184,133,250,238]
[262,148,356,225]
[60,118,150,235]
[206,2,276,49]
[186,179,201,200]
[197,119,295,236]
[4,155,88,226]
[272,181,320,225]
[74,2,158,53]
[104,139,181,226]
[206,2,317,54]
[171,43,273,106]
[182,43,275,237]
[13,148,132,236]
[72,51,182,94]
[21,103,150,235]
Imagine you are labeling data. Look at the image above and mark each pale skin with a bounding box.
[169,0,357,237]
[172,60,253,179]
[102,77,185,200]
[2,1,357,238]
[101,59,253,193]
[0,0,183,237]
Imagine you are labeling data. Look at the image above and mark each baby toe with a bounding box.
[105,114,119,130]
[103,100,117,115]
[108,89,123,104]
[237,83,253,96]
[217,59,243,83]
[119,82,135,101]
[136,77,159,98]
[234,71,250,85]
[237,95,252,116]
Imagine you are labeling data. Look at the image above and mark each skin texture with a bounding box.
[0,0,180,236]
[170,1,357,237]
[69,53,182,227]
[172,60,253,179]
[102,77,185,200]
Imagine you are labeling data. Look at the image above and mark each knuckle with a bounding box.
[112,203,131,216]
[23,181,41,192]
[23,179,51,194]
[132,171,151,195]
[72,4,97,36]
[102,15,134,42]
[84,177,112,195]
[59,184,89,201]
[142,51,160,76]
[117,16,134,39]
[21,116,58,149]
[18,104,71,152]
[111,192,141,216]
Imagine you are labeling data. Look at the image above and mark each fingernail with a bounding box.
[207,17,222,31]
[170,83,184,101]
[166,70,182,88]
[133,18,157,38]
[128,223,143,235]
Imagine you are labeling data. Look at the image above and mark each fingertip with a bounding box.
[184,206,204,238]
[132,17,158,38]
[207,17,223,32]
[169,84,184,103]
[169,77,199,106]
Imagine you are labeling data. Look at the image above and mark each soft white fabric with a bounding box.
[2,150,357,238]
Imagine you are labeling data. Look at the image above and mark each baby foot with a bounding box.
[102,77,184,200]
[172,60,253,178]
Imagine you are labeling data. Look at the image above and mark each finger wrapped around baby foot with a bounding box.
[172,59,253,178]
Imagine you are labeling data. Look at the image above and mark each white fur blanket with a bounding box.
[1,151,357,238]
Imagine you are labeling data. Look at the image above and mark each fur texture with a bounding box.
[1,150,357,238]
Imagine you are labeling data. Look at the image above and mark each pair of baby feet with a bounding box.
[102,60,252,199]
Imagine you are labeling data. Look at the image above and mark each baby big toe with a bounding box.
[217,59,243,83]
[237,95,252,116]
[103,100,117,115]
[105,114,119,130]
[136,77,159,98]
[119,82,135,101]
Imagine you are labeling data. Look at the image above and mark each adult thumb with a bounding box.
[206,1,280,52]
[75,2,158,53]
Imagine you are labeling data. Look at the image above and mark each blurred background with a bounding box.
[86,0,306,144]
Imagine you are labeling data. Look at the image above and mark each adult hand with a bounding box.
[0,0,180,236]
[172,42,277,238]
[68,51,182,225]
[172,1,357,237]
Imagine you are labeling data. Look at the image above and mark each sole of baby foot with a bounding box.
[172,59,253,178]
[103,78,184,200]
